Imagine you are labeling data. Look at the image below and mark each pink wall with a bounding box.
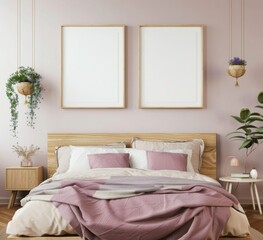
[0,0,263,203]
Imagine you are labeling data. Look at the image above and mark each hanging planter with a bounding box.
[17,82,34,101]
[6,66,43,137]
[228,57,247,86]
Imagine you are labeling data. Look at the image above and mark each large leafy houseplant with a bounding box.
[228,92,263,171]
[6,66,43,137]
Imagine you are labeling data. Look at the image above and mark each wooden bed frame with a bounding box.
[9,133,217,240]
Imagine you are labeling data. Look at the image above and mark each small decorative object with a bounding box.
[228,57,247,86]
[250,168,258,179]
[6,66,43,137]
[12,144,40,167]
[224,156,240,176]
[229,156,240,167]
[227,91,263,172]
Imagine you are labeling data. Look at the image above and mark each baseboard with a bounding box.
[0,197,21,206]
[239,197,263,205]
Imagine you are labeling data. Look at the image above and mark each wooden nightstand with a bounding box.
[219,177,263,215]
[5,166,43,209]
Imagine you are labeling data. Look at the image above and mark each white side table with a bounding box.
[219,177,263,215]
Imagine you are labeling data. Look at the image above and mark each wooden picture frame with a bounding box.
[139,25,204,109]
[61,25,125,108]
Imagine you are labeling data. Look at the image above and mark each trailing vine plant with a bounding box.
[6,66,43,137]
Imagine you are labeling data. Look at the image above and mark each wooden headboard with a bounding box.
[47,133,217,179]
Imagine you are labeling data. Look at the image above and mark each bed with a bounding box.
[6,133,250,240]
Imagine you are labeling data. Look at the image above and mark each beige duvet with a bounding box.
[6,168,251,238]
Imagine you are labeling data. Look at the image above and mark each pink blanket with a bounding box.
[50,176,238,240]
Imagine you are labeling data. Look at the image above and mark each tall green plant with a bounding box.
[228,92,263,171]
[6,66,43,137]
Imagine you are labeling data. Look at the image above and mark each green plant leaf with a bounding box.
[229,136,246,140]
[226,131,245,136]
[231,115,245,123]
[247,116,263,123]
[237,125,257,130]
[258,92,263,104]
[251,135,263,139]
[249,112,261,116]
[255,105,263,109]
[244,129,252,134]
[239,139,253,149]
[240,108,250,120]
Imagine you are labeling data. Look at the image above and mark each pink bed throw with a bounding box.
[48,177,239,240]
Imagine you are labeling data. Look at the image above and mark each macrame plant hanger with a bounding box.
[228,0,246,86]
[17,0,21,69]
[32,0,35,69]
[16,0,36,103]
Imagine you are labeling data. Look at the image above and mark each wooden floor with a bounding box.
[243,204,263,234]
[0,204,262,234]
[0,206,19,230]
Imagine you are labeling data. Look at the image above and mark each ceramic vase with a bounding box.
[250,168,258,179]
[21,158,33,167]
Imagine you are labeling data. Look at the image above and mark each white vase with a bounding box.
[250,168,258,179]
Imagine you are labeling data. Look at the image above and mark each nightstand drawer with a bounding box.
[6,167,43,190]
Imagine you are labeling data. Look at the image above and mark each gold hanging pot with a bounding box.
[228,57,247,86]
[17,82,33,104]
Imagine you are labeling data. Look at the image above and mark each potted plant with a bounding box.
[227,92,263,172]
[228,57,247,86]
[12,144,40,167]
[6,66,43,137]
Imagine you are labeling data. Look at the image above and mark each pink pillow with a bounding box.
[88,153,130,169]
[146,151,187,171]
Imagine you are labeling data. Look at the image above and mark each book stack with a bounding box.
[230,173,250,178]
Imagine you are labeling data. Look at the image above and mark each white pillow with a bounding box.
[123,148,194,172]
[55,146,72,174]
[122,148,148,169]
[65,147,194,174]
[67,146,121,173]
[131,138,204,172]
[55,143,126,174]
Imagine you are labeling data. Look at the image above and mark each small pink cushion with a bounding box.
[147,151,187,171]
[88,153,130,169]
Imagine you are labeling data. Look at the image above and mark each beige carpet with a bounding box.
[0,227,262,240]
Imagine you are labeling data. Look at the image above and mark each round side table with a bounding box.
[219,177,263,215]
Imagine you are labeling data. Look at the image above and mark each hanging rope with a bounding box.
[17,0,21,69]
[241,0,245,59]
[229,0,245,59]
[229,0,232,59]
[228,0,246,87]
[32,0,35,69]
